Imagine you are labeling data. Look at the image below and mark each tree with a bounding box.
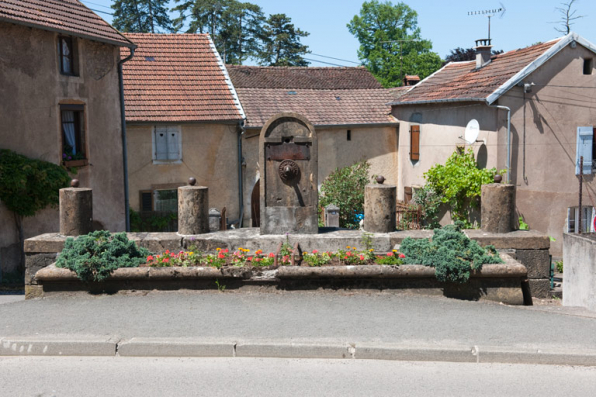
[444,47,504,63]
[347,1,442,87]
[112,0,172,33]
[552,0,585,34]
[258,14,310,66]
[173,0,266,65]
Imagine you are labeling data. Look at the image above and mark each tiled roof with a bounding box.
[235,88,397,128]
[393,39,561,105]
[227,66,383,89]
[0,0,133,47]
[227,66,396,128]
[122,33,243,123]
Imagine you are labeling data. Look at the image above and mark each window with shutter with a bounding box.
[575,126,593,175]
[140,191,153,212]
[410,125,420,162]
[153,126,182,163]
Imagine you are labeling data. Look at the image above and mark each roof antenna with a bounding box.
[468,3,506,42]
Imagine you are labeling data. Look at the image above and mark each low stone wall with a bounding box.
[563,233,596,311]
[24,228,550,300]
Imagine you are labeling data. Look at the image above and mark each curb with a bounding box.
[2,337,596,367]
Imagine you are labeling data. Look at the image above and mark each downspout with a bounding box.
[488,104,511,183]
[237,119,246,228]
[118,47,135,232]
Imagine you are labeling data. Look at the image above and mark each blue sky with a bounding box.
[83,0,595,66]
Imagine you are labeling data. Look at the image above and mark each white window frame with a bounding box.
[152,125,182,164]
[566,206,596,234]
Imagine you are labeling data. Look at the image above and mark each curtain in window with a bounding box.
[61,39,72,74]
[62,110,76,154]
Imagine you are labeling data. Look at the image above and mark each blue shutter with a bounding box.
[576,126,593,175]
[154,127,168,160]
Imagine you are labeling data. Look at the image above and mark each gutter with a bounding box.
[118,47,136,232]
[488,104,511,183]
[237,119,246,228]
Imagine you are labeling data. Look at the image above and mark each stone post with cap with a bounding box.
[364,176,396,233]
[59,179,93,236]
[178,177,209,235]
[481,175,516,233]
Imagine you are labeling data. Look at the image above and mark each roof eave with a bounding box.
[0,16,136,48]
[245,121,399,130]
[390,98,487,106]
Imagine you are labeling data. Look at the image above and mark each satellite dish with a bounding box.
[464,119,480,144]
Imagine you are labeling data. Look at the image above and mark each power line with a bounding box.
[81,1,113,10]
[88,8,114,16]
[309,53,360,65]
[303,58,348,67]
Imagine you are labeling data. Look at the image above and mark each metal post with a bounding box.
[579,156,583,234]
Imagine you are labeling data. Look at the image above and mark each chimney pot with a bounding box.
[475,39,493,69]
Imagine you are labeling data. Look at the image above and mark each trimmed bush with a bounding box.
[56,231,150,282]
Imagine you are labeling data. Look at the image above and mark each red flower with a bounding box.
[147,255,154,261]
[283,255,289,262]
[269,253,275,258]
[163,258,170,263]
[399,253,405,258]
[359,255,365,261]
[312,250,318,254]
[218,253,225,259]
[248,257,253,261]
[387,252,394,257]
[223,249,229,254]
[165,250,170,254]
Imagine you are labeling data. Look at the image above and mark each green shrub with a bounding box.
[400,222,503,283]
[319,160,371,229]
[56,231,151,282]
[424,147,502,227]
[411,185,442,229]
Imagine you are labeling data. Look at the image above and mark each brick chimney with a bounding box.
[475,39,493,69]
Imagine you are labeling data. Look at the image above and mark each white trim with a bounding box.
[207,34,246,120]
[487,33,596,104]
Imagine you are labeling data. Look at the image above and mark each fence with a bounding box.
[396,203,421,230]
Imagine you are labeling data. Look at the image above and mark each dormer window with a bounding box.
[58,36,78,76]
[584,58,593,75]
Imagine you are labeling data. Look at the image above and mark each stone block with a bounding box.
[464,230,550,250]
[515,249,550,279]
[528,279,551,298]
[24,284,43,299]
[25,253,57,285]
[178,186,209,235]
[24,234,68,253]
[481,183,515,233]
[364,184,396,233]
[59,188,93,236]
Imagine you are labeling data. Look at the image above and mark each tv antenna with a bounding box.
[468,3,506,41]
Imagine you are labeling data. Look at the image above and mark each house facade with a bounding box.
[226,66,399,226]
[121,34,244,229]
[0,0,135,277]
[391,33,596,255]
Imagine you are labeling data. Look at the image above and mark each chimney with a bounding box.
[474,39,493,69]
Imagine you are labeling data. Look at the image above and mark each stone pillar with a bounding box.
[364,184,396,233]
[59,180,93,236]
[481,183,515,233]
[178,179,209,235]
[209,208,221,232]
[325,204,340,228]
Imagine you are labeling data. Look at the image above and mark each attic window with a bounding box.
[145,56,156,62]
[287,91,297,95]
[336,96,341,101]
[584,58,593,75]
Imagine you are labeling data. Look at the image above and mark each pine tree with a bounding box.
[112,0,172,33]
[259,14,310,67]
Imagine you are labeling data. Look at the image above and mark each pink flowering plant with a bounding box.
[374,249,405,265]
[302,250,331,267]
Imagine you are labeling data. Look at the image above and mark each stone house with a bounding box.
[391,33,596,255]
[0,0,135,278]
[226,66,399,226]
[121,34,245,229]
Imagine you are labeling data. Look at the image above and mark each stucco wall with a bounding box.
[0,22,125,276]
[563,233,596,311]
[242,125,399,225]
[126,123,240,221]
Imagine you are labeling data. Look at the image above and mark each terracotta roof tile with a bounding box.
[0,0,133,47]
[227,65,383,89]
[122,33,243,122]
[394,40,561,104]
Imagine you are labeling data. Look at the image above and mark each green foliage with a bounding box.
[319,161,371,229]
[347,0,442,87]
[374,253,403,265]
[424,147,501,226]
[0,149,70,217]
[555,260,564,273]
[258,13,310,66]
[215,279,226,292]
[400,222,503,283]
[519,216,529,230]
[130,209,177,232]
[302,250,332,267]
[112,0,172,33]
[411,185,442,229]
[56,231,151,282]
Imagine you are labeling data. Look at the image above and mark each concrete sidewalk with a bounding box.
[1,291,595,365]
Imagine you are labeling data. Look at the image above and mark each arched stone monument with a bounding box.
[259,113,318,234]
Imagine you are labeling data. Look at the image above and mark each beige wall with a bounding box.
[242,125,399,225]
[392,44,596,255]
[0,22,125,275]
[126,123,240,220]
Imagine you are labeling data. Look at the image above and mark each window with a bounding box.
[567,206,595,233]
[575,126,594,175]
[58,36,78,76]
[410,124,420,162]
[347,130,351,141]
[140,191,153,212]
[584,58,593,75]
[61,104,85,161]
[154,189,178,212]
[153,126,181,163]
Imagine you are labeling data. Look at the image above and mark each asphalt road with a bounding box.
[1,291,595,351]
[1,357,595,396]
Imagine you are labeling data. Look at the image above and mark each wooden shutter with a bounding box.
[410,125,420,161]
[154,126,168,160]
[167,127,180,160]
[575,126,593,175]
